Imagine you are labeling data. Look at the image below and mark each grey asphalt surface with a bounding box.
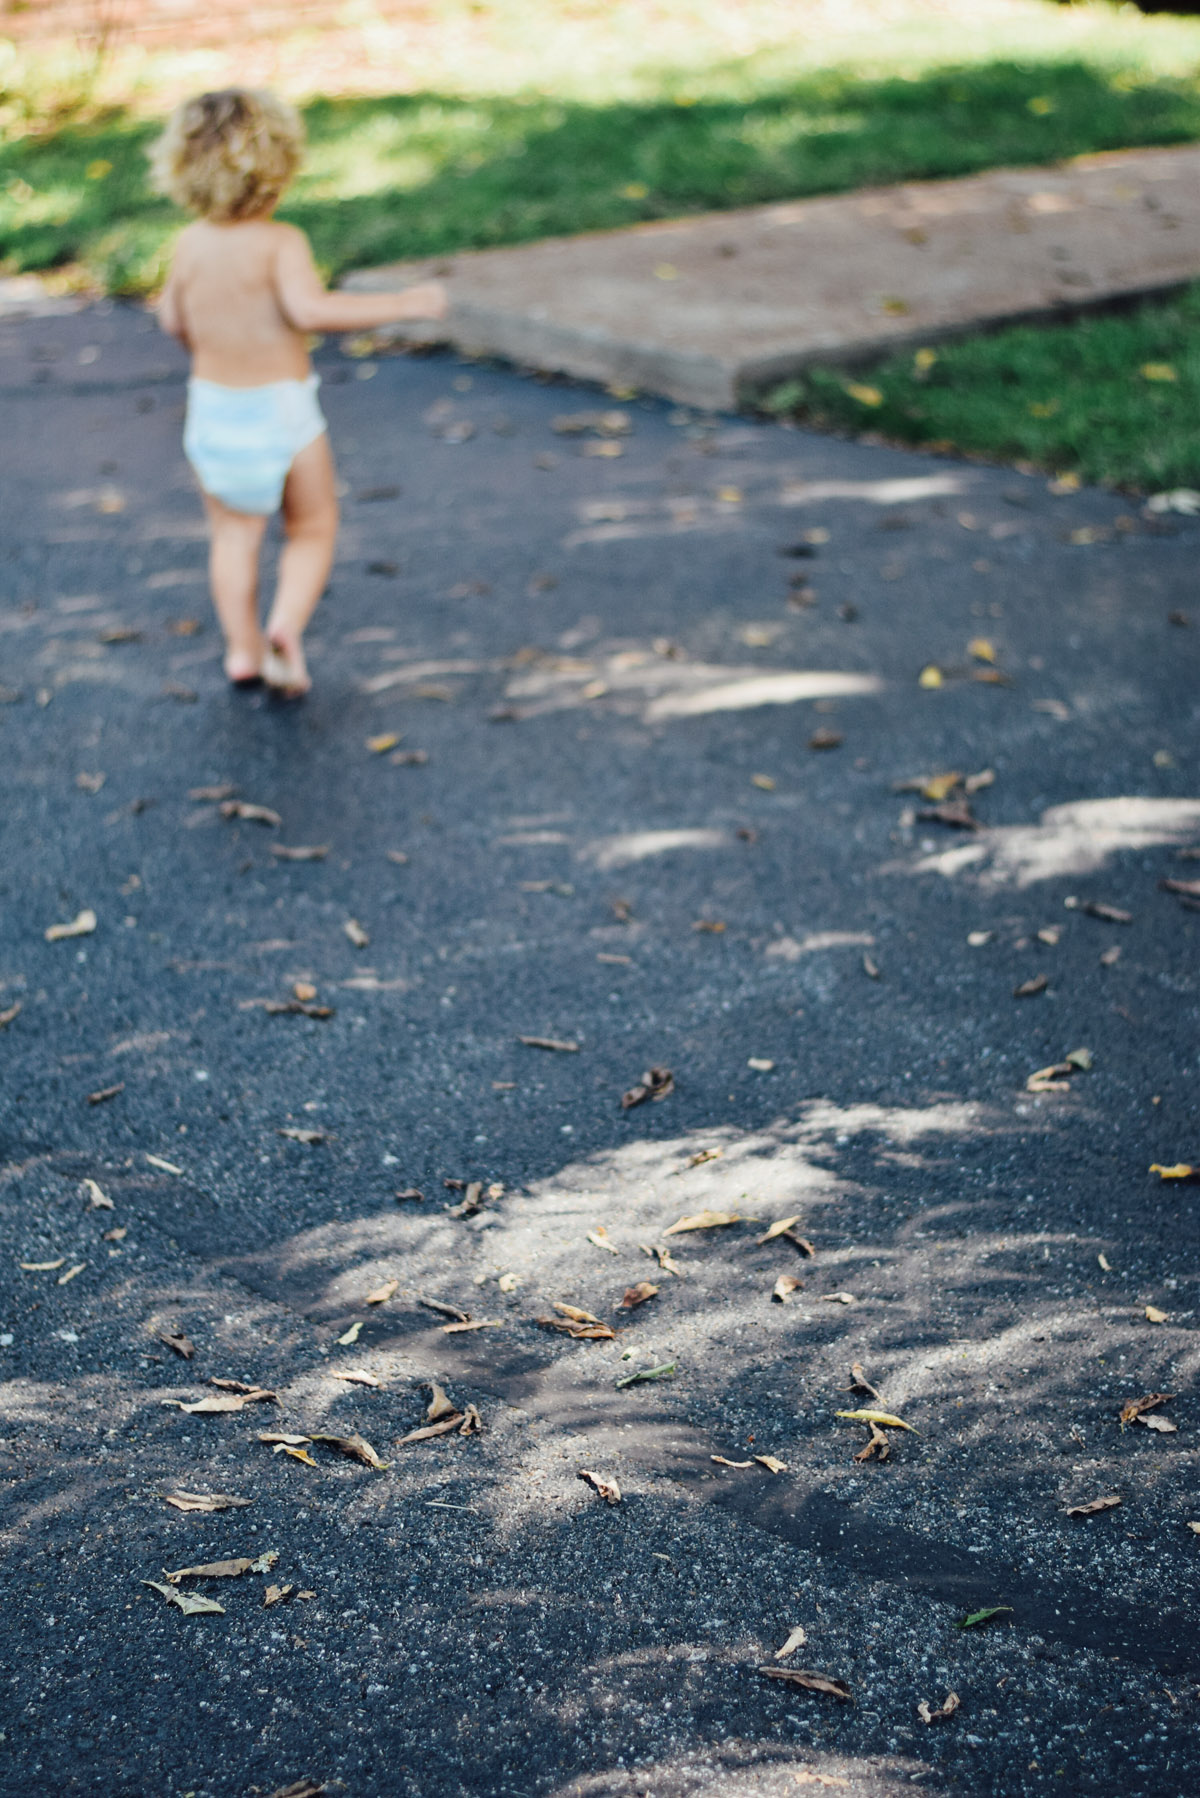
[1,298,1198,1798]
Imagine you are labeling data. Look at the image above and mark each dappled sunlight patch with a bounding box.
[778,473,968,507]
[896,796,1200,887]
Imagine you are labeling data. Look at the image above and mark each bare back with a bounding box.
[167,218,310,386]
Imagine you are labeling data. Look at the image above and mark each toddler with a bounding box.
[152,88,446,695]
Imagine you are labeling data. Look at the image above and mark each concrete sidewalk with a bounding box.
[348,143,1200,409]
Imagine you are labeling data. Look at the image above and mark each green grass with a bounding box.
[6,53,1200,297]
[761,287,1200,492]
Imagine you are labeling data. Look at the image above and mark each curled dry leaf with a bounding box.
[1139,1413,1178,1433]
[159,1330,195,1360]
[756,1216,800,1245]
[1145,1306,1169,1325]
[772,1274,802,1303]
[45,909,97,942]
[835,1408,915,1432]
[309,1432,387,1470]
[20,1258,64,1272]
[620,1281,659,1309]
[754,1454,789,1474]
[622,1066,674,1109]
[220,800,280,827]
[774,1625,808,1660]
[711,1455,754,1468]
[854,1424,891,1463]
[647,1244,687,1277]
[578,1469,622,1504]
[663,1209,742,1237]
[518,1035,579,1053]
[365,1279,399,1306]
[918,1692,960,1725]
[850,1362,882,1401]
[539,1313,617,1341]
[1119,1393,1174,1427]
[143,1580,224,1616]
[0,1001,22,1028]
[164,1386,277,1414]
[161,1491,250,1513]
[279,1446,318,1466]
[264,1584,294,1607]
[1013,974,1048,998]
[82,1178,112,1210]
[1149,1163,1198,1181]
[419,1296,471,1322]
[332,1369,380,1388]
[426,1382,457,1421]
[397,1416,462,1446]
[343,919,369,948]
[588,1227,619,1255]
[260,1433,311,1447]
[757,1667,852,1701]
[1065,1495,1121,1518]
[821,1291,857,1306]
[164,1556,263,1583]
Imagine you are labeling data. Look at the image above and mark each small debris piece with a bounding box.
[0,1001,21,1028]
[774,1626,808,1659]
[1065,897,1132,924]
[343,919,369,948]
[808,728,843,751]
[267,1782,325,1798]
[619,1281,659,1309]
[615,1361,675,1388]
[835,1409,915,1432]
[82,1178,112,1209]
[309,1432,387,1470]
[142,1580,224,1616]
[1065,1495,1122,1517]
[918,799,978,831]
[159,1330,195,1360]
[57,1263,86,1285]
[587,1227,620,1255]
[332,1370,380,1388]
[711,1455,754,1468]
[862,953,881,979]
[1145,1305,1169,1324]
[87,1083,125,1106]
[279,1127,326,1144]
[1148,1163,1198,1181]
[518,1035,579,1053]
[757,1667,852,1701]
[46,909,97,942]
[1013,974,1048,998]
[337,1321,363,1345]
[853,1424,891,1463]
[821,1291,857,1305]
[365,1278,399,1305]
[1119,1393,1175,1428]
[917,1692,961,1725]
[849,1362,882,1401]
[145,1154,183,1175]
[418,1297,471,1322]
[772,1274,802,1302]
[220,801,280,827]
[164,1556,260,1583]
[578,1469,622,1504]
[264,1584,294,1607]
[270,844,329,862]
[161,1491,250,1513]
[621,1065,674,1109]
[754,1454,789,1473]
[956,1606,1012,1628]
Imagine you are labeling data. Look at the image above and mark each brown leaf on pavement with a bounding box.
[332,1369,380,1388]
[87,1083,125,1106]
[756,1216,800,1245]
[163,1386,278,1414]
[757,1667,852,1701]
[142,1580,224,1615]
[772,1274,802,1302]
[774,1625,808,1659]
[853,1424,891,1463]
[1065,1494,1122,1517]
[554,1303,605,1325]
[1145,1305,1169,1324]
[309,1432,387,1469]
[161,1491,251,1513]
[917,1692,961,1725]
[260,1433,312,1447]
[663,1209,741,1237]
[418,1297,471,1322]
[849,1362,882,1401]
[397,1416,463,1446]
[164,1557,256,1583]
[1119,1393,1174,1427]
[365,1278,399,1305]
[518,1035,579,1053]
[1013,974,1048,998]
[711,1455,754,1468]
[426,1382,457,1421]
[45,909,97,942]
[622,1066,674,1109]
[220,801,280,827]
[343,919,369,948]
[264,1584,295,1607]
[835,1408,915,1431]
[645,1244,687,1277]
[619,1281,659,1309]
[918,799,979,830]
[538,1315,617,1340]
[578,1469,622,1504]
[587,1227,620,1254]
[754,1454,789,1473]
[159,1330,195,1359]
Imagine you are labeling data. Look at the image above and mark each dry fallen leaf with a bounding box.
[45,909,97,942]
[615,1361,676,1388]
[1119,1393,1174,1427]
[332,1369,380,1388]
[164,1555,267,1584]
[1149,1163,1198,1181]
[793,1775,848,1790]
[0,1000,21,1029]
[1013,974,1048,998]
[418,1296,471,1322]
[270,844,329,862]
[264,1584,294,1607]
[82,1178,112,1210]
[159,1330,195,1360]
[425,1382,457,1421]
[280,1445,318,1465]
[849,1362,882,1402]
[337,1320,364,1346]
[20,1258,65,1272]
[367,733,401,754]
[518,1035,579,1053]
[754,1454,789,1474]
[711,1455,754,1468]
[578,1469,622,1504]
[774,1625,808,1660]
[142,1580,224,1616]
[919,798,978,831]
[343,919,369,948]
[164,1382,278,1414]
[917,1692,961,1725]
[1065,1494,1122,1517]
[808,727,843,751]
[587,1227,619,1255]
[309,1432,387,1469]
[821,1291,857,1306]
[145,1154,183,1175]
[279,1126,326,1144]
[853,1423,891,1463]
[757,1667,852,1701]
[620,1281,659,1309]
[645,1243,687,1277]
[772,1274,802,1303]
[538,1300,617,1340]
[365,1279,399,1306]
[161,1491,250,1513]
[1098,1252,1112,1271]
[835,1408,915,1432]
[220,800,280,827]
[663,1209,741,1237]
[622,1065,674,1109]
[1145,1305,1169,1324]
[87,1083,124,1106]
[397,1416,462,1446]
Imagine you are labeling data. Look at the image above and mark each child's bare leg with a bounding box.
[203,493,269,684]
[263,433,338,696]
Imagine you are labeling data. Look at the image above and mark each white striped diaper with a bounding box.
[183,373,326,515]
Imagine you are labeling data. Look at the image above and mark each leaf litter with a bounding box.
[578,1469,622,1504]
[622,1066,674,1109]
[757,1668,852,1701]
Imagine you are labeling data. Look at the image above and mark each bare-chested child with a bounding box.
[152,89,446,695]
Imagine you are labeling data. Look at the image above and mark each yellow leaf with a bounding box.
[845,383,883,408]
[918,665,943,689]
[968,638,996,664]
[921,772,961,802]
[1027,95,1055,114]
[835,1408,917,1433]
[367,733,400,754]
[1145,1305,1169,1324]
[338,1320,363,1345]
[751,773,775,791]
[1149,1163,1195,1180]
[86,158,113,180]
[717,486,742,504]
[281,1446,318,1466]
[1141,363,1177,383]
[913,348,937,372]
[756,1215,801,1245]
[45,908,97,942]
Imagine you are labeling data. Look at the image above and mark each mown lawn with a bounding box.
[4,0,1200,486]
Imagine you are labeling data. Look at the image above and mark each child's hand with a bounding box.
[401,280,448,322]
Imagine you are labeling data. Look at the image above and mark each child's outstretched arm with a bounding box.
[275,226,447,333]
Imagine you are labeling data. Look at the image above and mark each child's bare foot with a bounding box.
[224,648,264,689]
[262,628,310,698]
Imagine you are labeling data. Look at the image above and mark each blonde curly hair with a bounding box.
[151,89,304,222]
